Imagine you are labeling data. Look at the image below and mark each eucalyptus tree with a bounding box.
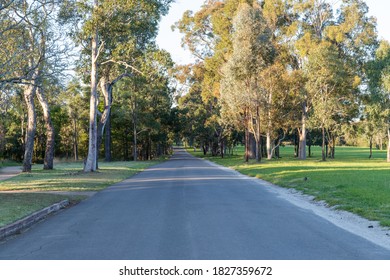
[326,0,377,158]
[111,47,173,161]
[305,42,356,161]
[0,1,26,86]
[287,0,377,159]
[175,0,253,155]
[365,40,390,161]
[0,0,72,171]
[220,2,274,162]
[60,0,173,171]
[36,16,72,170]
[285,0,334,159]
[258,62,295,159]
[260,0,300,159]
[3,0,62,172]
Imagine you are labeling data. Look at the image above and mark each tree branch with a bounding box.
[93,40,105,63]
[111,72,134,86]
[101,59,144,75]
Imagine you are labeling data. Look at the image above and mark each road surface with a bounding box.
[0,148,389,259]
[0,166,21,182]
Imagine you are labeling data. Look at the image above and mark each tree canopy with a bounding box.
[1,0,390,168]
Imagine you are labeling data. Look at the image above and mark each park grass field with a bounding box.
[0,161,159,227]
[0,193,84,227]
[0,161,159,192]
[0,160,20,168]
[188,145,390,227]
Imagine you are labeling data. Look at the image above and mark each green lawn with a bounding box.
[189,145,390,227]
[0,159,20,169]
[0,193,84,227]
[0,160,160,228]
[0,161,158,192]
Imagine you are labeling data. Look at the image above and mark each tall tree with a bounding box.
[175,0,252,156]
[63,0,173,171]
[16,1,53,172]
[288,0,334,160]
[305,42,356,161]
[220,2,274,162]
[1,0,71,171]
[111,48,173,161]
[366,40,390,161]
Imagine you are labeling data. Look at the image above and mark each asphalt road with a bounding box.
[0,166,21,182]
[1,148,390,260]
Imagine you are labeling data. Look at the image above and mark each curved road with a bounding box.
[0,166,21,182]
[0,148,389,259]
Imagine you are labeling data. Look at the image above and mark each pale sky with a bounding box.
[156,0,203,64]
[156,0,390,65]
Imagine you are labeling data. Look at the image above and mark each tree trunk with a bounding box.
[266,131,272,160]
[96,75,114,164]
[326,143,329,158]
[387,128,390,163]
[73,119,79,161]
[84,23,99,172]
[251,106,261,162]
[148,133,152,160]
[331,134,335,159]
[294,130,299,157]
[220,137,224,158]
[105,113,111,161]
[132,97,138,161]
[274,142,280,158]
[255,138,260,162]
[96,123,102,169]
[244,108,250,162]
[298,102,307,159]
[380,137,383,151]
[245,126,249,162]
[36,87,55,170]
[22,84,37,172]
[250,133,257,159]
[322,126,326,161]
[133,123,137,161]
[369,136,373,159]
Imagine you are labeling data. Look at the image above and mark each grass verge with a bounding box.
[0,160,160,228]
[0,194,84,227]
[188,146,390,227]
[0,160,20,169]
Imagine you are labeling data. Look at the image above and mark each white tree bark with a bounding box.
[84,19,99,172]
[299,102,308,160]
[22,83,37,172]
[36,87,55,169]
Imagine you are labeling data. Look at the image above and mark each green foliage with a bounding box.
[109,47,174,160]
[362,40,390,154]
[306,41,355,128]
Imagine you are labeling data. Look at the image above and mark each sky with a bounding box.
[156,0,203,64]
[156,0,390,65]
